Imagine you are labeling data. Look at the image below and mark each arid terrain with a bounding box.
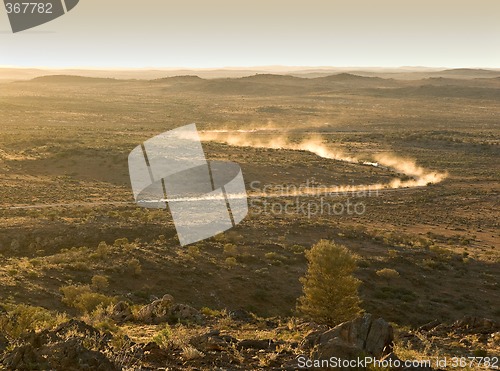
[0,68,498,370]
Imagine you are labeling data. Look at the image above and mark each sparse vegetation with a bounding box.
[376,268,400,279]
[126,258,142,276]
[297,240,362,326]
[152,324,172,349]
[0,304,67,341]
[0,69,498,369]
[181,345,205,360]
[60,284,116,313]
[91,274,109,291]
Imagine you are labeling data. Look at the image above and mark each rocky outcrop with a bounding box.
[302,313,394,360]
[237,338,282,351]
[451,316,498,333]
[135,294,203,324]
[136,294,174,324]
[8,310,488,370]
[170,303,204,324]
[229,308,254,322]
[110,301,133,323]
[1,320,117,371]
[190,330,238,352]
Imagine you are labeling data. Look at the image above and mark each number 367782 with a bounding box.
[5,3,53,14]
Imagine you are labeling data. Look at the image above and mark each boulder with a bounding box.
[170,303,203,324]
[451,316,499,333]
[236,339,281,351]
[24,319,112,349]
[136,296,174,324]
[2,344,42,370]
[366,317,394,357]
[302,313,393,360]
[110,301,133,323]
[139,342,170,364]
[1,320,117,371]
[135,295,202,324]
[229,308,254,322]
[190,330,238,352]
[41,339,118,371]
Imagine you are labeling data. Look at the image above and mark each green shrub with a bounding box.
[91,275,109,291]
[60,284,93,304]
[95,241,110,259]
[297,240,361,326]
[75,293,115,313]
[223,243,237,256]
[224,257,238,267]
[153,324,172,349]
[200,307,223,317]
[387,249,399,258]
[0,304,66,340]
[376,268,400,279]
[289,244,306,254]
[213,233,227,243]
[264,252,287,262]
[114,238,129,248]
[187,245,201,258]
[60,284,115,313]
[126,258,142,276]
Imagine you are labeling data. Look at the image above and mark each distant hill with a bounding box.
[438,68,500,78]
[240,74,304,83]
[184,76,311,96]
[1,67,499,83]
[389,68,500,80]
[30,75,125,84]
[368,85,500,100]
[3,71,498,99]
[422,77,500,88]
[317,73,379,81]
[153,75,204,82]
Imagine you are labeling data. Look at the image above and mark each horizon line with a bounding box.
[1,65,499,71]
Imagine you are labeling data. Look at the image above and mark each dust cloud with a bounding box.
[199,129,448,197]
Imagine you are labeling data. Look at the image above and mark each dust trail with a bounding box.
[373,153,447,188]
[199,130,448,196]
[1,129,448,211]
[200,131,359,163]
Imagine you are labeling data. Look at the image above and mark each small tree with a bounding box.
[297,240,361,326]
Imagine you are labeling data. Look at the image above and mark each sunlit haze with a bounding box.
[1,0,499,68]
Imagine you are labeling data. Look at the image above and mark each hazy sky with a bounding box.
[1,0,499,68]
